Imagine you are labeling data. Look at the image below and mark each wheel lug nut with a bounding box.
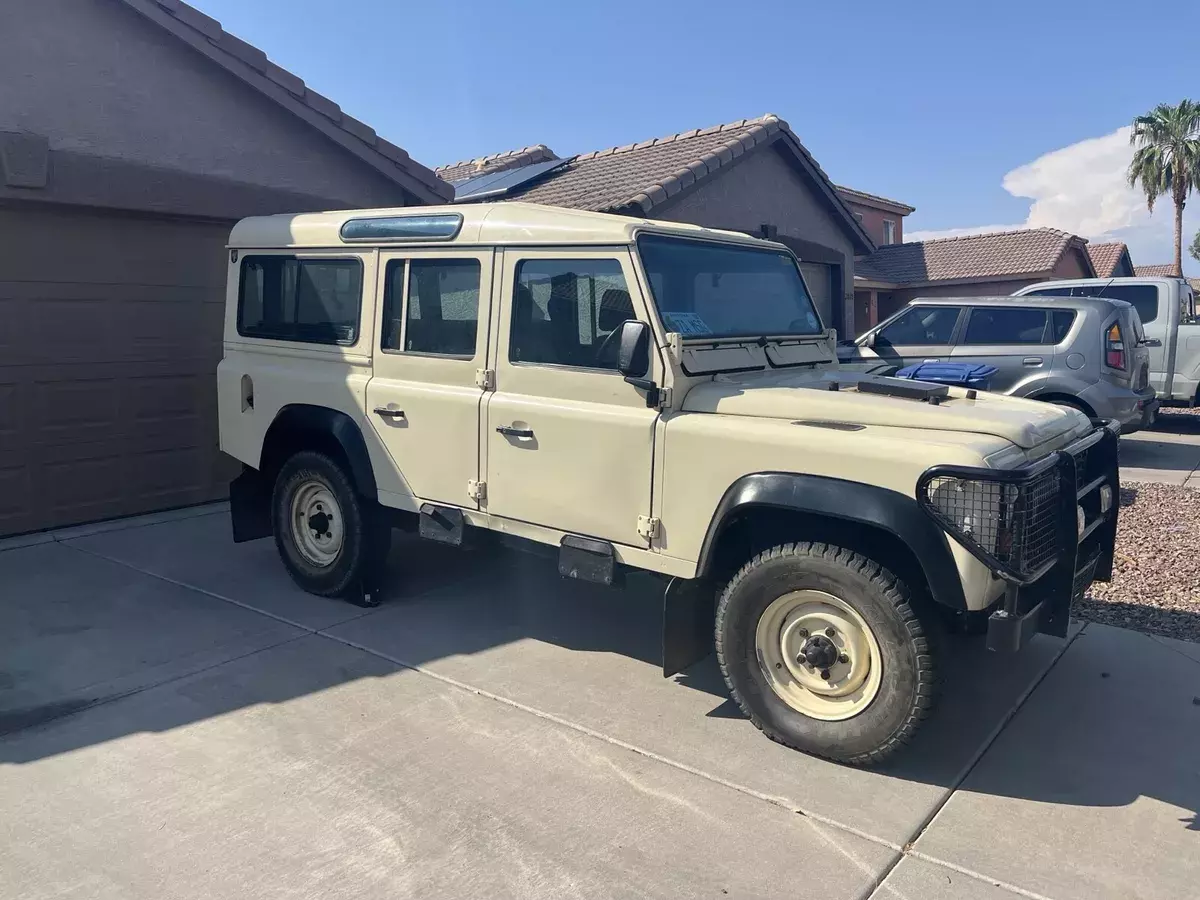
[825,627,836,638]
[797,628,809,638]
[839,653,849,664]
[820,669,831,681]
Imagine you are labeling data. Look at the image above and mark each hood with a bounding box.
[681,371,1088,450]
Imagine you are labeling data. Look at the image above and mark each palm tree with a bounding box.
[1128,100,1200,276]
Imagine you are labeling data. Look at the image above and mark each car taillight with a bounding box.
[1105,322,1125,370]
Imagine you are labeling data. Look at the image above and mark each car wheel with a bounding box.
[715,542,936,766]
[271,450,389,602]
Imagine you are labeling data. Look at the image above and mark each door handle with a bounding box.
[496,425,534,438]
[373,406,405,419]
[1022,357,1043,366]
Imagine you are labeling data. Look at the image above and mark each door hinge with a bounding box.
[467,479,487,503]
[476,368,495,390]
[637,515,660,541]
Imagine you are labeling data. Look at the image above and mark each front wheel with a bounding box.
[271,451,389,602]
[715,542,936,765]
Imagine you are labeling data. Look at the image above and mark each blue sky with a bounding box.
[194,0,1200,265]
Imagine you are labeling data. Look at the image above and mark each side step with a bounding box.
[558,535,617,586]
[418,504,464,546]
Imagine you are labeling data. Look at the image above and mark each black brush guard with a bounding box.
[916,420,1121,652]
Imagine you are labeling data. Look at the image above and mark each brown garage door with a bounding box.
[0,204,236,536]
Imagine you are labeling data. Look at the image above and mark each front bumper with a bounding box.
[916,420,1121,652]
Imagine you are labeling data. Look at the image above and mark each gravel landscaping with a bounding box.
[1081,480,1200,643]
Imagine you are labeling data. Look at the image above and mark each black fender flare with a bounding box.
[260,404,378,499]
[697,472,966,610]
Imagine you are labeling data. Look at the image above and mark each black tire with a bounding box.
[715,542,936,766]
[271,450,390,601]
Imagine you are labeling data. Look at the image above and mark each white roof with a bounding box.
[228,201,768,250]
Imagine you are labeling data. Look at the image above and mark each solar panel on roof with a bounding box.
[453,157,568,201]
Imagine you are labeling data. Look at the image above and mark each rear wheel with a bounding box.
[715,542,936,765]
[271,451,389,602]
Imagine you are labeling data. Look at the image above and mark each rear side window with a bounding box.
[962,307,1047,345]
[1050,309,1076,343]
[381,259,481,356]
[238,256,362,345]
[1025,284,1161,324]
[1099,285,1159,324]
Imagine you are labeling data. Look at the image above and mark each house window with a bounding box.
[882,219,897,245]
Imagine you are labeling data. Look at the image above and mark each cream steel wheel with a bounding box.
[754,589,883,721]
[716,542,937,765]
[289,480,344,567]
[271,451,390,602]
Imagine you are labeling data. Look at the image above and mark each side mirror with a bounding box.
[617,320,650,378]
[863,331,877,349]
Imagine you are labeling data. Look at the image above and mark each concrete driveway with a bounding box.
[2,507,1197,900]
[1122,415,1200,486]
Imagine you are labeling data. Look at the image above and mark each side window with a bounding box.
[511,259,633,370]
[876,306,961,345]
[962,307,1048,345]
[238,256,362,345]
[1050,309,1076,343]
[381,258,480,356]
[1100,285,1159,324]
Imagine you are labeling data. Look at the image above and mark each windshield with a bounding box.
[637,234,823,339]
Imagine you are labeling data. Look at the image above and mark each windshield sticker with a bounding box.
[663,312,712,336]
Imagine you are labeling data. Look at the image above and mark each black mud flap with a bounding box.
[662,577,716,678]
[229,467,271,543]
[419,504,464,546]
[558,535,617,586]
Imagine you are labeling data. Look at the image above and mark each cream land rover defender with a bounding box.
[218,202,1120,765]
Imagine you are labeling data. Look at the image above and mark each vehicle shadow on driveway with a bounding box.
[2,511,1197,857]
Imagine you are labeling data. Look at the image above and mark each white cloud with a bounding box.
[906,126,1198,271]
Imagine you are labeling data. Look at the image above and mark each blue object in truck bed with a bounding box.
[894,362,998,389]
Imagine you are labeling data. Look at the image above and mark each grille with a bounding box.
[1014,468,1060,573]
[1072,445,1090,492]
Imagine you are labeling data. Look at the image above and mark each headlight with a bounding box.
[924,477,1016,557]
[919,467,1061,581]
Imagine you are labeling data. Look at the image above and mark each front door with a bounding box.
[484,248,658,545]
[366,248,492,509]
[871,304,963,369]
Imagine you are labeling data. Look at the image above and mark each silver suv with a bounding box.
[840,295,1156,432]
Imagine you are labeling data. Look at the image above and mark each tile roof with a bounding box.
[119,0,452,202]
[834,185,915,215]
[466,114,873,254]
[856,228,1092,286]
[436,145,558,185]
[1134,264,1180,277]
[1085,241,1130,278]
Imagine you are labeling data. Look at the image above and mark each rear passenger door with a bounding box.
[950,306,1060,394]
[365,249,492,509]
[870,305,963,370]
